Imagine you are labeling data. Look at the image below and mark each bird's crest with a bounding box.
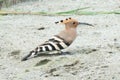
[55,18,78,24]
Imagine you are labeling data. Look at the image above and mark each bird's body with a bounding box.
[58,28,77,44]
[38,35,71,52]
[21,18,93,61]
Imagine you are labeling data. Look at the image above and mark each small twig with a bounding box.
[37,27,45,30]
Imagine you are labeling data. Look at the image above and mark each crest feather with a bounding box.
[55,18,78,24]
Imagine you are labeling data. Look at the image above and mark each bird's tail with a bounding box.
[21,44,53,61]
[21,50,38,61]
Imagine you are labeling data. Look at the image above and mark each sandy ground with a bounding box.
[0,0,120,80]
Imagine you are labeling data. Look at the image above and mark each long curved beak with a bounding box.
[78,22,94,27]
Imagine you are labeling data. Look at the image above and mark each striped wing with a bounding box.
[37,36,70,52]
[21,36,70,61]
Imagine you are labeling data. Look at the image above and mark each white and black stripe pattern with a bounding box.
[36,35,70,52]
[21,35,70,61]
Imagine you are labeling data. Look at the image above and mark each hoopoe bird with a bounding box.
[21,18,93,61]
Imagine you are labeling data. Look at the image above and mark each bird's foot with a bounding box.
[58,51,71,55]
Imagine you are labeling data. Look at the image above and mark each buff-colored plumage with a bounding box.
[57,18,78,44]
[21,18,93,61]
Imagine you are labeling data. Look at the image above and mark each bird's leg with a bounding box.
[57,50,70,55]
[61,51,71,55]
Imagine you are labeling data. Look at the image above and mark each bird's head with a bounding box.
[55,17,94,29]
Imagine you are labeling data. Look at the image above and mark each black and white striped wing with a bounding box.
[38,36,70,52]
[21,36,70,61]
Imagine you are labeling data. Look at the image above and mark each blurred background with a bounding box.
[0,0,38,9]
[0,0,120,80]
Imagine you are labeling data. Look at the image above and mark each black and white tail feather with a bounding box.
[21,35,70,61]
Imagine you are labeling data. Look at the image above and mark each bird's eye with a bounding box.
[73,22,75,24]
[66,18,68,20]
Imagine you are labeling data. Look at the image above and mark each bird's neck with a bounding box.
[65,26,70,30]
[65,26,77,31]
[64,26,77,37]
